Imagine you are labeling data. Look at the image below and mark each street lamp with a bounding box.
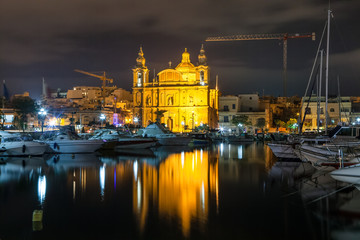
[38,108,47,133]
[100,114,106,128]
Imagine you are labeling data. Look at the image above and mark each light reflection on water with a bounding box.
[37,175,46,206]
[0,143,359,239]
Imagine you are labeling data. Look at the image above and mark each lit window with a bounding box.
[137,72,142,87]
[200,71,205,85]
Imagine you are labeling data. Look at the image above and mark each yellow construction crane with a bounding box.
[74,69,113,87]
[206,33,315,97]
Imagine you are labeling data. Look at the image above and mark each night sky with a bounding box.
[1,0,359,99]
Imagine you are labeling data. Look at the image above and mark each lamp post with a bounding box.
[134,117,139,129]
[38,108,47,134]
[100,114,106,128]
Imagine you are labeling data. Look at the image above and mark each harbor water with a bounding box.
[0,142,358,239]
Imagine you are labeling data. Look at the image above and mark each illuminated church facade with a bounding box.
[132,46,219,132]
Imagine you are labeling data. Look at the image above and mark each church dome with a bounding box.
[176,48,195,70]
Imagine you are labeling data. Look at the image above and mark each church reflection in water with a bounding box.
[131,149,219,236]
[55,149,219,236]
[55,144,277,236]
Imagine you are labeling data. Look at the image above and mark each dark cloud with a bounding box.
[0,0,359,98]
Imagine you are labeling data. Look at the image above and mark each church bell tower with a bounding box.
[133,46,149,87]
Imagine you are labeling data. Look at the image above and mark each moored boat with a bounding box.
[296,144,360,170]
[0,131,51,156]
[89,128,158,150]
[330,164,360,184]
[138,122,192,146]
[45,132,105,153]
[267,142,298,159]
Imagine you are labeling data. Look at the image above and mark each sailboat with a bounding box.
[268,9,360,161]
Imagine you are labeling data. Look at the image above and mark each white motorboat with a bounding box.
[89,129,158,149]
[297,144,360,170]
[330,164,360,185]
[0,131,51,156]
[137,122,192,146]
[45,132,105,153]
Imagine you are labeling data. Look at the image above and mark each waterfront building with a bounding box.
[43,86,133,131]
[0,108,16,128]
[300,96,351,130]
[219,94,268,134]
[132,46,219,132]
[218,95,240,133]
[261,96,301,132]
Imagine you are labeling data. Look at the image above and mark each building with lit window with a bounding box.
[300,96,351,130]
[219,94,269,134]
[132,46,219,132]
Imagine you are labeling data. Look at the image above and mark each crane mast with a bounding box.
[206,32,315,97]
[74,69,113,87]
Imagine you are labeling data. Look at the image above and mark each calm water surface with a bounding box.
[0,142,359,239]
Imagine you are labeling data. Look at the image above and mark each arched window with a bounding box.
[137,72,142,86]
[200,71,205,85]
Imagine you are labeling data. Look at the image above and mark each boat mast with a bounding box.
[317,50,324,133]
[338,76,341,125]
[2,80,5,109]
[298,22,327,134]
[325,9,331,135]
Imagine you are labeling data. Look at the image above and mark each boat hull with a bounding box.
[0,141,50,156]
[267,143,298,159]
[46,140,104,153]
[330,165,360,184]
[114,139,157,149]
[298,145,360,170]
[158,136,192,146]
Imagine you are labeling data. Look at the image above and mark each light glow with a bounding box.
[100,165,105,200]
[38,176,47,205]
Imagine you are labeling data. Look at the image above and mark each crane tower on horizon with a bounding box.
[74,69,113,88]
[206,32,315,97]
